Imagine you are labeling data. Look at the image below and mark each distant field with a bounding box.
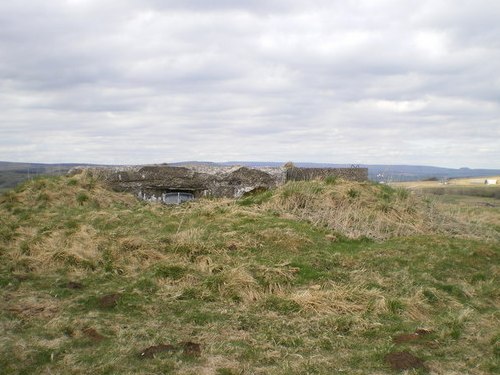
[393,176,500,188]
[0,164,72,193]
[451,176,500,185]
[392,176,500,199]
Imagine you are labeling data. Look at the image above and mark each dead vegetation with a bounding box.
[264,180,500,241]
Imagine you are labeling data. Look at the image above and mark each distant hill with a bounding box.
[219,161,500,181]
[217,162,500,182]
[0,161,104,192]
[2,160,500,192]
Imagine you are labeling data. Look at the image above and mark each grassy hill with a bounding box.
[0,174,498,374]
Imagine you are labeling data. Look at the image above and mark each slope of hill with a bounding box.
[0,174,498,374]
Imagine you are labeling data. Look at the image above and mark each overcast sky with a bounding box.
[1,0,499,168]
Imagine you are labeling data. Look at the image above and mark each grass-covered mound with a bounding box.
[0,174,499,374]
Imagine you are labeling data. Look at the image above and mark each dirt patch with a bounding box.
[414,328,432,336]
[384,351,426,371]
[67,281,84,289]
[393,333,420,343]
[139,344,176,359]
[98,293,120,308]
[181,341,202,357]
[13,274,30,281]
[393,328,433,344]
[82,328,105,342]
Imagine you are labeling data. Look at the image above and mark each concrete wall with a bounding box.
[71,164,369,202]
[286,167,368,182]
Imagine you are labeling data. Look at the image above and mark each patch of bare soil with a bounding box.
[82,328,105,342]
[13,274,30,281]
[181,341,201,357]
[98,293,120,308]
[384,351,426,371]
[139,344,176,359]
[66,281,84,289]
[393,328,432,344]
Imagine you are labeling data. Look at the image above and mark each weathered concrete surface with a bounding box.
[70,164,368,203]
[72,165,284,202]
[286,167,368,182]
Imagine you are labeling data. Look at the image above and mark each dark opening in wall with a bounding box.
[138,189,196,204]
[163,192,195,204]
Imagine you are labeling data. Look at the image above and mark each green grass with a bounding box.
[421,186,500,199]
[0,175,498,374]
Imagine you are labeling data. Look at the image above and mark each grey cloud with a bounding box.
[0,1,499,167]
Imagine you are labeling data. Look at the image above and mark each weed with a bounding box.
[423,289,439,304]
[324,175,338,185]
[76,192,89,205]
[347,188,360,199]
[396,187,410,200]
[387,299,405,314]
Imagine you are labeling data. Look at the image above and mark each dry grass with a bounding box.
[0,175,498,374]
[263,180,498,241]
